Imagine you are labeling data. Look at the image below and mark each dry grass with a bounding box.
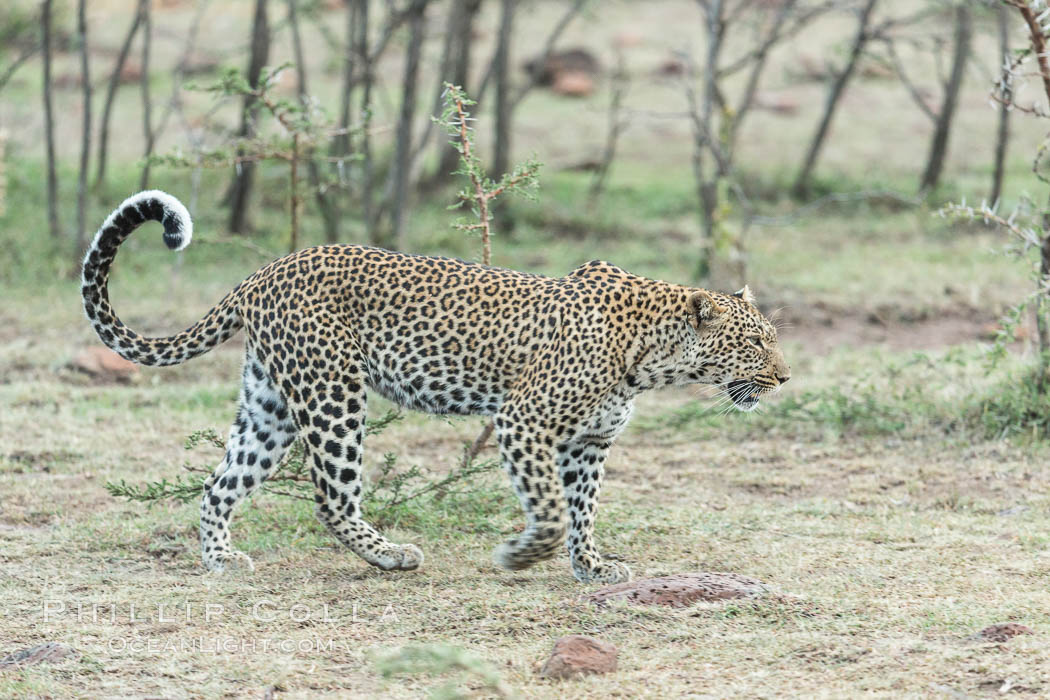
[3,1,1050,697]
[2,300,1050,698]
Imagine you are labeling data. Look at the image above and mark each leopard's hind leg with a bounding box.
[200,349,296,573]
[251,306,423,573]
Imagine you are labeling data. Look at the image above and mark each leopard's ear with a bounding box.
[688,290,726,328]
[733,285,755,304]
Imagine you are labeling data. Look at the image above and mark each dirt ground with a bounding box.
[773,301,1008,356]
[2,299,1049,698]
[3,0,1050,695]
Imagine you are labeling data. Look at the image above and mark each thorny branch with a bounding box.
[1004,0,1050,105]
[453,94,493,265]
[440,84,539,267]
[940,200,1042,251]
[435,84,540,465]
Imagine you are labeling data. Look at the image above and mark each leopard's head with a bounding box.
[682,285,790,412]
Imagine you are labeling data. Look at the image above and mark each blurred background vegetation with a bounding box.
[2,0,1050,434]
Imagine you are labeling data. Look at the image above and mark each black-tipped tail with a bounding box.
[81,191,241,367]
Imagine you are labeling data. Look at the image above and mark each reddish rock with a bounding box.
[540,635,618,679]
[0,643,77,669]
[753,92,799,116]
[552,71,594,98]
[116,62,143,84]
[979,623,1034,642]
[655,58,686,77]
[979,322,1030,342]
[612,32,643,50]
[70,346,139,383]
[524,48,600,87]
[583,572,767,608]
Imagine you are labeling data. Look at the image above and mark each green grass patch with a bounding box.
[642,347,1050,444]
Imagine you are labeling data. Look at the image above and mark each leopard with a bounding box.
[81,190,791,584]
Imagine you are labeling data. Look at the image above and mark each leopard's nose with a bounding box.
[776,373,791,385]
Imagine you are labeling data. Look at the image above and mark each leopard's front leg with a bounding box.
[558,395,634,584]
[558,439,631,584]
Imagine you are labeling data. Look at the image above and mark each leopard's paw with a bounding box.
[393,543,424,571]
[372,543,424,572]
[493,541,529,571]
[204,549,255,574]
[574,560,632,584]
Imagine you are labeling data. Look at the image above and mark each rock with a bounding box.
[117,62,143,84]
[752,92,799,116]
[655,57,686,78]
[552,71,594,98]
[793,55,833,82]
[0,643,78,669]
[583,572,767,608]
[69,346,139,383]
[979,322,1030,342]
[612,32,643,50]
[978,623,1034,642]
[857,58,894,81]
[181,55,221,77]
[524,48,600,87]
[540,635,618,679]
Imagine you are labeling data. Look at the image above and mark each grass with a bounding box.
[4,0,1050,696]
[2,282,1049,696]
[643,344,1050,446]
[3,369,1050,697]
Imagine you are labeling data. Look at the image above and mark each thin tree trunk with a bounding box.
[150,0,212,164]
[694,0,725,282]
[491,0,514,178]
[588,51,628,206]
[792,0,878,198]
[327,0,358,240]
[389,0,428,250]
[333,0,359,165]
[228,0,271,234]
[95,1,143,190]
[358,0,378,244]
[42,0,61,240]
[727,0,798,154]
[1039,199,1050,390]
[0,131,6,217]
[138,0,154,190]
[433,0,482,183]
[287,0,340,243]
[410,0,466,182]
[990,4,1010,206]
[290,133,300,253]
[75,0,92,268]
[919,4,971,194]
[1003,0,1050,390]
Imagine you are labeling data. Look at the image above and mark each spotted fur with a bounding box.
[81,191,791,583]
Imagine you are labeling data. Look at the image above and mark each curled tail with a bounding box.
[81,190,243,366]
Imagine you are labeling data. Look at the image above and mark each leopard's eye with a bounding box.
[747,335,764,350]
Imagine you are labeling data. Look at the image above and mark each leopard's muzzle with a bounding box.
[726,379,763,412]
